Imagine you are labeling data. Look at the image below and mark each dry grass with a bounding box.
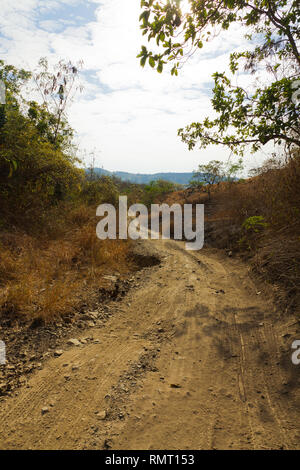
[252,236,300,312]
[208,153,300,313]
[0,205,133,322]
[163,152,300,314]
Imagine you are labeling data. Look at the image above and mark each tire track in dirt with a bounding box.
[0,238,299,450]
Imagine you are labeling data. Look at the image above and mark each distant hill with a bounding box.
[91,168,196,185]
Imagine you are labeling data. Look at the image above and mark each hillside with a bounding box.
[92,168,196,185]
[162,151,300,314]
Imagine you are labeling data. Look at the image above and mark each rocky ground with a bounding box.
[0,238,299,450]
[0,243,161,398]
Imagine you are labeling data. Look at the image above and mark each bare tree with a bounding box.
[33,57,83,145]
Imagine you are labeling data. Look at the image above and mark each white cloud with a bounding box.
[0,0,267,173]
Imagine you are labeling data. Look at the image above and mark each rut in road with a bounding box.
[0,238,299,450]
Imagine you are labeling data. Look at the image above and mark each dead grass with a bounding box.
[209,153,300,313]
[252,236,300,312]
[163,152,300,314]
[0,204,133,322]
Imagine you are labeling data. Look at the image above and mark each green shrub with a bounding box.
[242,216,269,233]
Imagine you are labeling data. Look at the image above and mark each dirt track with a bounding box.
[0,238,299,450]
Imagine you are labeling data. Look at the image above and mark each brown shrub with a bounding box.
[252,236,300,312]
[162,151,300,313]
[0,207,133,322]
[206,152,300,313]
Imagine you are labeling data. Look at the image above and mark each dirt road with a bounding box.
[0,238,299,450]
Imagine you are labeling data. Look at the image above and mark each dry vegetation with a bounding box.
[0,204,133,323]
[0,60,139,325]
[164,152,300,314]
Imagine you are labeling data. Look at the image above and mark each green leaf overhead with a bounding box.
[138,1,300,153]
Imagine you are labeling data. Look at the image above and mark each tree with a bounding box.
[0,60,83,226]
[33,58,83,148]
[192,160,224,199]
[81,175,119,206]
[143,179,178,206]
[138,1,300,154]
[0,62,32,177]
[225,158,244,182]
[190,158,243,196]
[0,61,31,132]
[188,178,205,192]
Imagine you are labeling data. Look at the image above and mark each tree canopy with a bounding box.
[190,158,243,198]
[138,0,300,154]
[0,60,83,227]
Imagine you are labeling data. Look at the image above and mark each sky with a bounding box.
[0,0,271,174]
